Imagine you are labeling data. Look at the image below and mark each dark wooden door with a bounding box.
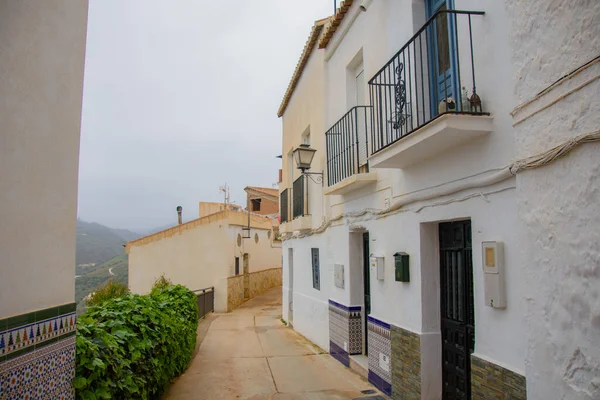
[363,232,371,355]
[439,220,474,399]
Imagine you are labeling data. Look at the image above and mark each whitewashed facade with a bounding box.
[278,0,598,398]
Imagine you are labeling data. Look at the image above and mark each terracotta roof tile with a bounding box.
[318,0,354,49]
[277,17,329,117]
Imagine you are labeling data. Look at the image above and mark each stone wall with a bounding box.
[226,275,245,312]
[471,355,526,399]
[227,268,282,312]
[248,268,282,299]
[391,325,421,400]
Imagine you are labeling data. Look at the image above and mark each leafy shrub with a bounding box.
[86,279,129,307]
[150,274,172,296]
[74,285,199,399]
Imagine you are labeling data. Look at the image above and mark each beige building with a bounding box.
[128,192,282,312]
[0,1,89,398]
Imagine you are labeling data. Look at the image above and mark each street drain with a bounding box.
[361,390,376,394]
[352,396,386,400]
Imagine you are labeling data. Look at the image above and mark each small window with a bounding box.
[311,248,320,290]
[237,234,242,247]
[251,198,261,211]
[235,257,240,275]
[254,233,259,243]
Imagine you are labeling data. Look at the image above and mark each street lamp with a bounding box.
[292,144,323,184]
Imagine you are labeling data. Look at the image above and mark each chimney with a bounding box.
[176,206,183,225]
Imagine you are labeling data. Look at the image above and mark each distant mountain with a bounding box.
[76,220,141,274]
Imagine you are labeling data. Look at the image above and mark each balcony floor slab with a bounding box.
[369,114,493,169]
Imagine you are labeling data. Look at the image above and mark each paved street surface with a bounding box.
[162,287,384,400]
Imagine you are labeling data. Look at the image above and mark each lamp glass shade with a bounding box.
[293,144,316,170]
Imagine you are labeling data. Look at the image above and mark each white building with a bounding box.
[128,201,282,313]
[278,1,599,398]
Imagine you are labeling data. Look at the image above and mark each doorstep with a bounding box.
[349,354,369,379]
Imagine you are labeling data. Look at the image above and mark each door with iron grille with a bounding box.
[439,220,474,399]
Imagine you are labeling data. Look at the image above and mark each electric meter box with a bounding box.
[482,241,506,308]
[370,256,385,280]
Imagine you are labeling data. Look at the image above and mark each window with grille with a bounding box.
[311,248,320,290]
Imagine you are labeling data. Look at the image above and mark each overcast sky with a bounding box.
[78,0,332,232]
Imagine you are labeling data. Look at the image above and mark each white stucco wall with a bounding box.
[128,213,281,313]
[128,218,232,312]
[280,24,327,231]
[505,1,600,398]
[0,0,89,318]
[228,225,282,275]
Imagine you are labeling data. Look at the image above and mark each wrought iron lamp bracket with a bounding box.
[302,170,324,186]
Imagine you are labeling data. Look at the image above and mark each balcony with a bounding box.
[368,10,491,169]
[325,106,378,195]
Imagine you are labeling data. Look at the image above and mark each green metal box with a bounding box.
[394,252,410,282]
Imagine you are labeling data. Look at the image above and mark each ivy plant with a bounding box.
[74,285,198,399]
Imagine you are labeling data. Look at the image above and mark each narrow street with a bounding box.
[162,287,385,400]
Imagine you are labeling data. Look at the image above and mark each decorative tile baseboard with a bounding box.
[329,300,362,366]
[367,316,392,396]
[0,303,76,399]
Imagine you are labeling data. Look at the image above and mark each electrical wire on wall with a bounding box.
[284,129,600,241]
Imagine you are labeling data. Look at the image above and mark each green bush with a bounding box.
[74,285,198,399]
[86,279,129,307]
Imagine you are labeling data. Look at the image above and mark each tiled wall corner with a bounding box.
[471,355,526,400]
[328,300,362,367]
[367,316,392,396]
[391,325,421,400]
[0,303,76,400]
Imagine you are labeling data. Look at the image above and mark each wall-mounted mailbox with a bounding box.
[482,241,506,308]
[370,255,385,280]
[394,252,410,282]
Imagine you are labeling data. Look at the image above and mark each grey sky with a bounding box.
[78,0,332,232]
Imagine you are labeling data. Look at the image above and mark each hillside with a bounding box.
[75,219,139,274]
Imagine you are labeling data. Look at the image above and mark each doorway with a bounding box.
[243,253,250,300]
[362,232,371,355]
[439,220,474,399]
[288,248,294,324]
[426,0,459,115]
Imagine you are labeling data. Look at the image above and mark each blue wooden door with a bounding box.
[427,0,458,115]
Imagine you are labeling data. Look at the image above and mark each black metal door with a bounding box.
[363,232,371,355]
[439,221,474,399]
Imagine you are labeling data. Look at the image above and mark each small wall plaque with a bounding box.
[334,264,345,288]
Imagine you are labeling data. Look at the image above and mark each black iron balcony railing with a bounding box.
[369,10,486,154]
[280,189,290,223]
[193,287,214,320]
[326,106,372,187]
[292,176,307,219]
